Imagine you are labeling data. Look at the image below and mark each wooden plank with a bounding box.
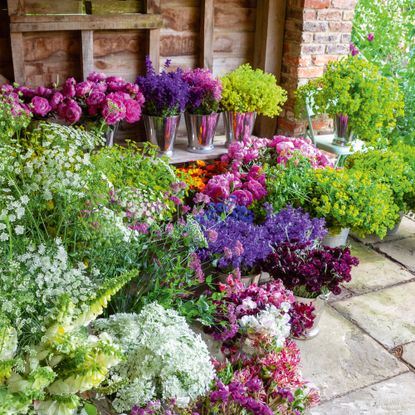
[10,32,25,83]
[161,7,199,32]
[7,0,24,16]
[81,30,94,80]
[145,0,161,71]
[10,14,163,32]
[253,0,287,137]
[160,33,199,57]
[214,3,256,32]
[90,0,144,14]
[200,0,213,69]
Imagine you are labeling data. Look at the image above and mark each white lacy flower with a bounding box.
[14,225,24,235]
[239,304,291,348]
[94,303,215,412]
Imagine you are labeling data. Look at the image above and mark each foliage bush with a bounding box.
[352,0,415,145]
[296,56,404,145]
[220,64,287,117]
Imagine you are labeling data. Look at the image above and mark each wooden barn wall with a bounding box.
[0,0,13,81]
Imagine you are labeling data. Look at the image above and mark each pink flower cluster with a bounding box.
[202,164,267,206]
[223,135,333,170]
[268,135,333,168]
[12,72,145,126]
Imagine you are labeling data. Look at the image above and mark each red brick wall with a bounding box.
[278,0,357,136]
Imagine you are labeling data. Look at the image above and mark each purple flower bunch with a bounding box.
[196,205,327,274]
[0,84,31,117]
[182,68,222,114]
[202,165,267,207]
[221,136,269,167]
[13,72,145,126]
[136,57,189,117]
[263,242,359,297]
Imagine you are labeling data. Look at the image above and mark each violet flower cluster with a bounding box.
[263,242,359,297]
[12,72,145,126]
[196,205,328,274]
[0,84,32,117]
[136,57,189,117]
[182,68,222,114]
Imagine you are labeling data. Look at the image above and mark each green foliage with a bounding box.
[310,167,399,238]
[262,156,315,214]
[296,56,405,145]
[352,0,415,145]
[345,149,414,213]
[220,64,287,117]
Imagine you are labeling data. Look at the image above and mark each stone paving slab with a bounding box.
[310,372,414,415]
[402,342,415,368]
[375,236,415,272]
[295,307,407,401]
[347,241,414,294]
[333,282,415,349]
[352,217,415,245]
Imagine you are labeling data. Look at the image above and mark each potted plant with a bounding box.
[345,149,415,235]
[220,64,287,146]
[136,57,189,156]
[263,242,359,339]
[296,55,404,145]
[309,167,400,244]
[182,68,222,153]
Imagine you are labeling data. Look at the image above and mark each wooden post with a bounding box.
[10,32,25,83]
[7,0,25,16]
[253,0,287,137]
[145,0,161,72]
[200,0,214,70]
[81,30,94,80]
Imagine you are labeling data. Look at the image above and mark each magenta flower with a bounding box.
[349,43,359,56]
[102,95,126,125]
[86,90,106,106]
[34,86,53,98]
[62,77,76,97]
[106,76,127,92]
[57,99,82,124]
[31,96,52,117]
[75,81,93,97]
[87,71,107,83]
[124,99,142,123]
[367,32,374,42]
[49,92,64,110]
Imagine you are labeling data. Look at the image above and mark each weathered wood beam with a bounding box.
[81,30,94,80]
[10,13,163,32]
[253,0,287,138]
[200,0,214,70]
[10,32,25,84]
[145,0,161,72]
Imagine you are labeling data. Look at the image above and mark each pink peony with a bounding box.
[57,99,82,124]
[35,86,53,97]
[102,96,126,125]
[49,92,64,110]
[231,189,253,206]
[106,76,127,92]
[31,96,52,117]
[62,77,76,97]
[86,90,106,106]
[75,81,93,97]
[124,99,142,123]
[17,86,35,98]
[87,72,107,83]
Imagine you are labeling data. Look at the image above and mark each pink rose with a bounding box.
[86,90,106,106]
[75,81,93,97]
[124,99,142,123]
[62,77,76,97]
[57,99,82,124]
[31,96,52,117]
[50,92,64,110]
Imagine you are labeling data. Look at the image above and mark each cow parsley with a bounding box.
[93,303,214,412]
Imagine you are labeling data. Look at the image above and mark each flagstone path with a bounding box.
[298,216,415,414]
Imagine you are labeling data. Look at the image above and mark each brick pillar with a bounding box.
[277,0,357,136]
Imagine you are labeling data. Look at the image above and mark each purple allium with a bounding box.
[182,68,222,114]
[349,42,359,56]
[367,32,374,42]
[136,56,189,117]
